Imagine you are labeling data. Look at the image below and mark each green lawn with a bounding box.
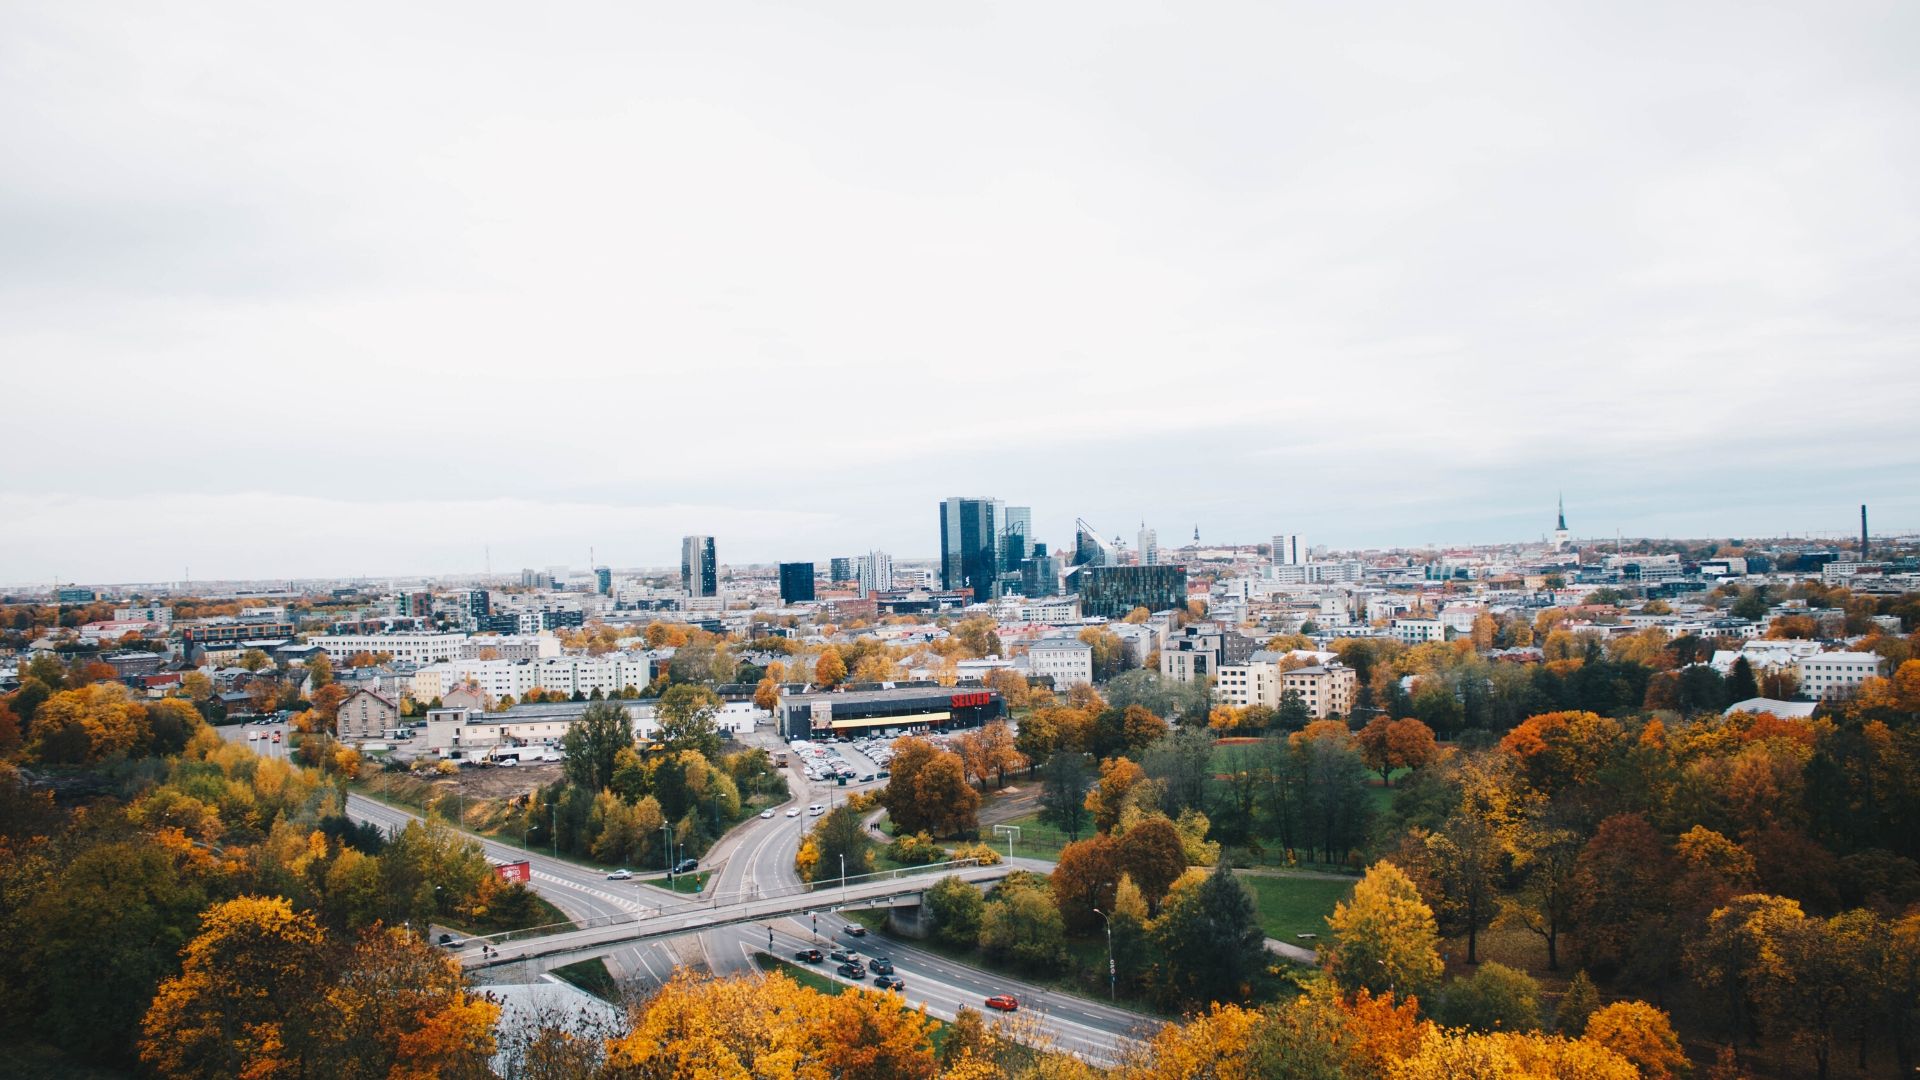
[1241,873,1354,945]
[641,870,711,894]
[987,811,1082,862]
[551,958,620,1002]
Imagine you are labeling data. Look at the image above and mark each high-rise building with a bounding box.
[1002,506,1033,571]
[1076,564,1187,619]
[1272,534,1305,566]
[594,567,612,596]
[829,557,856,583]
[465,590,491,622]
[778,562,816,604]
[1022,547,1062,598]
[1074,518,1116,567]
[857,550,893,597]
[940,497,1003,599]
[681,536,717,597]
[1138,522,1159,566]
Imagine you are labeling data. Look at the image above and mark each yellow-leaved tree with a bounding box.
[1324,860,1445,1000]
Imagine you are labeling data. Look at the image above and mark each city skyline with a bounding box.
[5,493,1906,590]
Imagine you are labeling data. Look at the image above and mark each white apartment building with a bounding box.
[460,633,562,661]
[1796,652,1885,700]
[1215,657,1356,719]
[309,632,468,665]
[1390,618,1446,645]
[1440,603,1486,635]
[410,653,654,701]
[1367,596,1411,624]
[1028,637,1095,687]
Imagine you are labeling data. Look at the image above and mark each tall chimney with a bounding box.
[1861,504,1869,558]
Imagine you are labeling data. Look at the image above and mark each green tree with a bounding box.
[1037,750,1093,842]
[1149,862,1265,1006]
[1726,656,1760,702]
[810,805,873,884]
[1277,688,1312,730]
[1555,970,1601,1034]
[656,684,723,760]
[925,875,986,947]
[560,701,633,792]
[23,840,207,1064]
[979,883,1067,970]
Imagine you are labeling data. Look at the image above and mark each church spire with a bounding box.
[1557,493,1567,532]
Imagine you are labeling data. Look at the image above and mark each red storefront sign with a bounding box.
[950,691,992,708]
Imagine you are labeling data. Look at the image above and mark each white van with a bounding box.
[806,804,825,816]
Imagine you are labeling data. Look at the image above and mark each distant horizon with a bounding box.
[8,517,1908,593]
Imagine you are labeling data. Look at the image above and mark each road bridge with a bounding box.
[458,861,1008,973]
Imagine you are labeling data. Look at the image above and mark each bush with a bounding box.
[1436,962,1543,1033]
[887,832,949,866]
[950,842,1002,866]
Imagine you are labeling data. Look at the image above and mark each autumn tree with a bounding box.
[1115,817,1188,910]
[814,647,848,688]
[879,738,979,838]
[1497,802,1583,971]
[1356,715,1439,787]
[1324,860,1444,999]
[1583,1001,1689,1080]
[1421,755,1521,964]
[139,896,331,1078]
[1570,812,1676,981]
[1051,834,1121,932]
[1085,756,1146,833]
[27,682,150,763]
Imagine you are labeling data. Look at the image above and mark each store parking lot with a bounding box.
[788,736,892,786]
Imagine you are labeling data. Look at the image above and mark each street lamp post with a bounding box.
[840,853,847,897]
[662,823,673,873]
[550,805,557,858]
[1093,907,1115,1001]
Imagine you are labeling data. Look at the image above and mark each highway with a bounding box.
[334,750,1155,1063]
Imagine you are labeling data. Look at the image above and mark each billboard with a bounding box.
[494,860,532,884]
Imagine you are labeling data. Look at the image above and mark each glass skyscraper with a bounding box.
[939,497,1002,599]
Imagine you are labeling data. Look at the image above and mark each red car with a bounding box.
[985,995,1019,1012]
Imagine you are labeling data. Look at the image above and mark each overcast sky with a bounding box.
[4,2,1916,584]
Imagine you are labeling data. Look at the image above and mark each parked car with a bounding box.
[837,962,866,980]
[438,934,465,948]
[793,948,823,963]
[673,858,699,874]
[873,975,904,991]
[985,995,1019,1012]
[606,869,633,880]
